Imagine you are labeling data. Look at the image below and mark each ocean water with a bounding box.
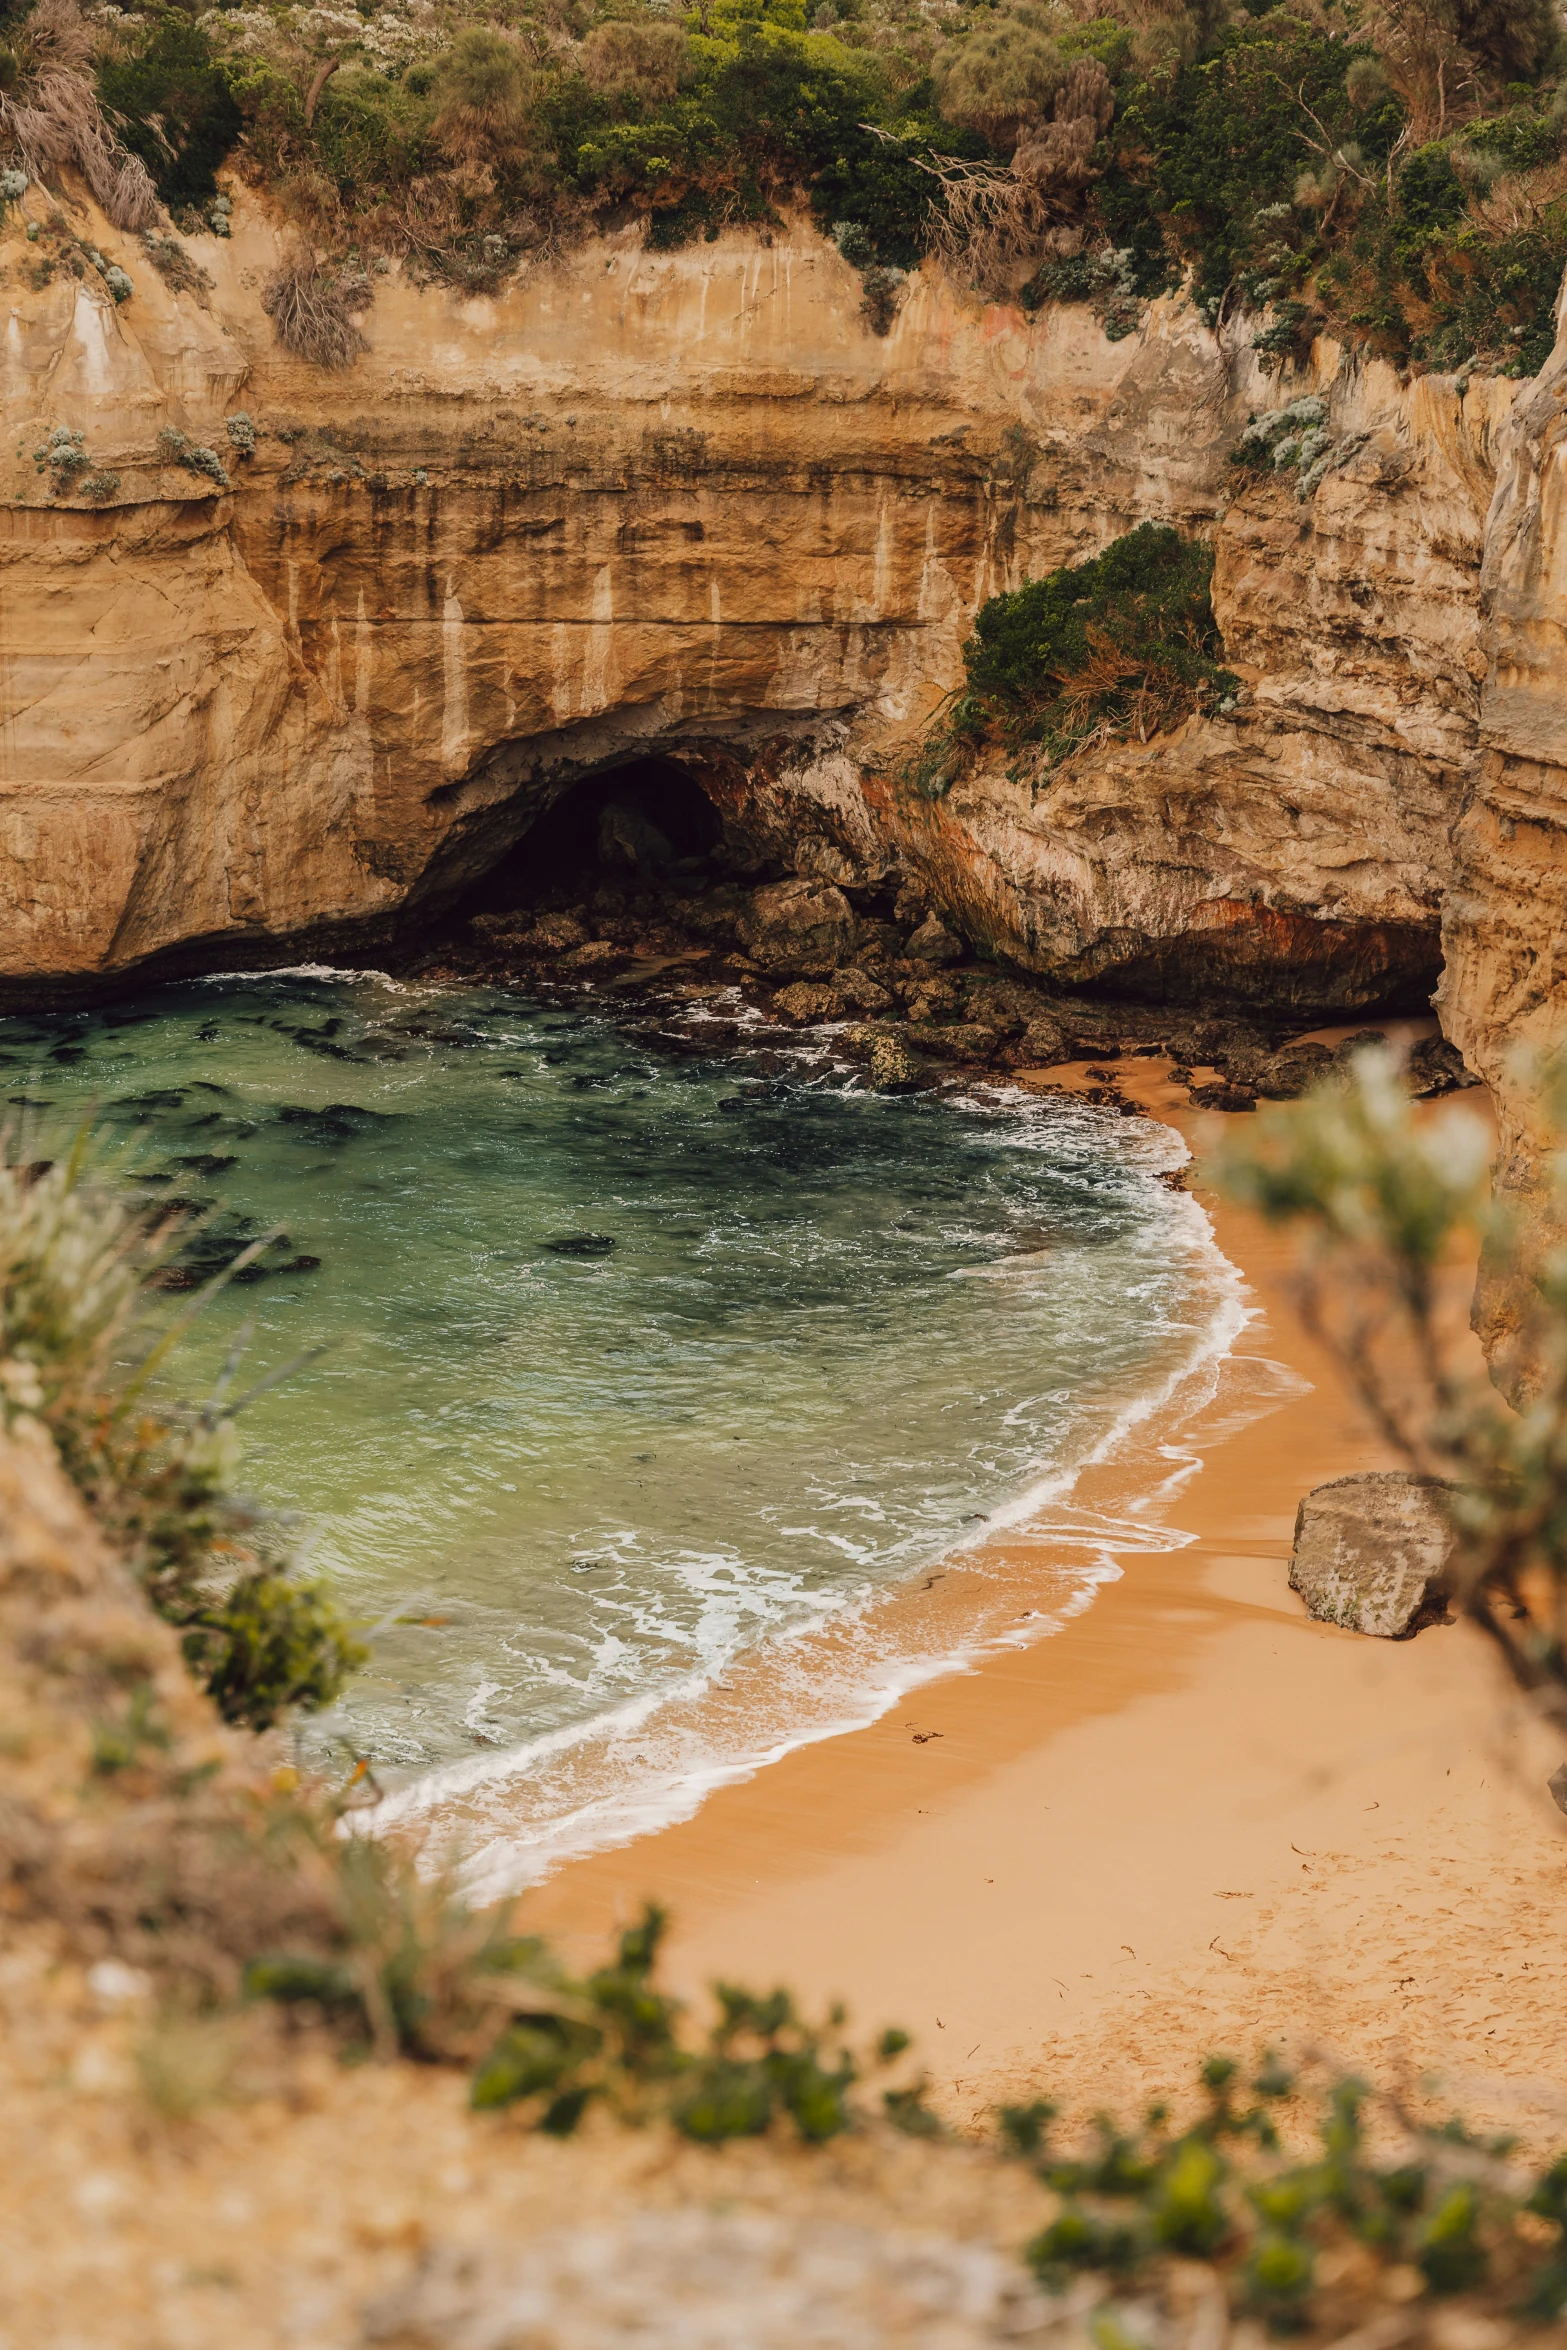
[3,967,1244,1885]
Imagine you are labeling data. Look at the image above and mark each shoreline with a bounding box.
[518,1048,1567,2143]
[375,1077,1244,1894]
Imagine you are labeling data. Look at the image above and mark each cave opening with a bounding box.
[470,756,726,914]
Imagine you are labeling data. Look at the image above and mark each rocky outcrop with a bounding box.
[1288,1472,1457,1638]
[1438,314,1567,1379]
[0,176,1525,1014]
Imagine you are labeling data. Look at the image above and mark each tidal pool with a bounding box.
[5,967,1236,1871]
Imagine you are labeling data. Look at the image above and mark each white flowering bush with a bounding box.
[31,424,120,504]
[157,425,233,490]
[1232,396,1365,502]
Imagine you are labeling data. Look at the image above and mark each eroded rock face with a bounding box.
[0,180,1526,1009]
[1438,331,1567,1383]
[736,878,856,973]
[1289,1473,1457,1638]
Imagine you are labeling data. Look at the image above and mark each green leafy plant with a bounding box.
[916,523,1235,795]
[1010,2055,1567,2328]
[97,11,242,207]
[468,1904,928,2141]
[0,1132,363,1730]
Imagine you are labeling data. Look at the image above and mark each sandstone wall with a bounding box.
[1436,291,1567,1373]
[0,178,1523,1007]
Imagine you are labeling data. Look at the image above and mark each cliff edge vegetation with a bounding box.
[4,0,1567,372]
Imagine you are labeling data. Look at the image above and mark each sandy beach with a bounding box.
[523,1047,1567,2145]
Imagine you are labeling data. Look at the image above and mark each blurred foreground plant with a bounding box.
[0,1128,364,1729]
[1214,1049,1567,1736]
[1004,2054,1567,2328]
[247,1888,930,2145]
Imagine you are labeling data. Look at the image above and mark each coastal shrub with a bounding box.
[59,0,1567,381]
[917,524,1236,794]
[1419,205,1567,375]
[31,423,119,502]
[0,0,161,231]
[246,1886,933,2136]
[1002,2054,1567,2328]
[139,230,214,300]
[430,26,534,169]
[0,1135,363,1730]
[157,424,231,490]
[96,12,242,207]
[931,5,1071,151]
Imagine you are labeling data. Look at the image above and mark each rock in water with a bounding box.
[843,1025,922,1091]
[736,879,856,974]
[1288,1472,1457,1637]
[772,981,843,1024]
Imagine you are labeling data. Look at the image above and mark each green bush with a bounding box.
[1099,18,1399,309]
[466,1907,891,2143]
[0,1140,363,1732]
[1011,2058,1567,2328]
[947,523,1234,768]
[98,11,242,206]
[312,70,436,207]
[1420,206,1567,374]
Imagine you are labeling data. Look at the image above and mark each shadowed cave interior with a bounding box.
[469,757,728,912]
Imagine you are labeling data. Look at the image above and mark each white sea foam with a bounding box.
[371,1169,1304,1903]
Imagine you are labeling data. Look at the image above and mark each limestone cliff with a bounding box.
[1437,291,1567,1371]
[0,176,1526,1011]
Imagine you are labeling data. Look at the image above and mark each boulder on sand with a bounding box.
[1288,1472,1458,1638]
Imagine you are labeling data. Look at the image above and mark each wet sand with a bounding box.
[523,1050,1567,2144]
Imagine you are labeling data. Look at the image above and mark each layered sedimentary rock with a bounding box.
[0,178,1525,1008]
[1438,325,1567,1373]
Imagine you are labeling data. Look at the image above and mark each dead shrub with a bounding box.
[913,52,1114,297]
[0,0,160,231]
[261,249,371,366]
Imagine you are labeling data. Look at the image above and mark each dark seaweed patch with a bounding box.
[543,1233,617,1257]
[275,1101,391,1149]
[296,1035,370,1063]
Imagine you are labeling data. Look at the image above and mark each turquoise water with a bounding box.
[4,966,1233,1873]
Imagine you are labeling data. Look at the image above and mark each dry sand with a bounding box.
[524,1049,1567,2148]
